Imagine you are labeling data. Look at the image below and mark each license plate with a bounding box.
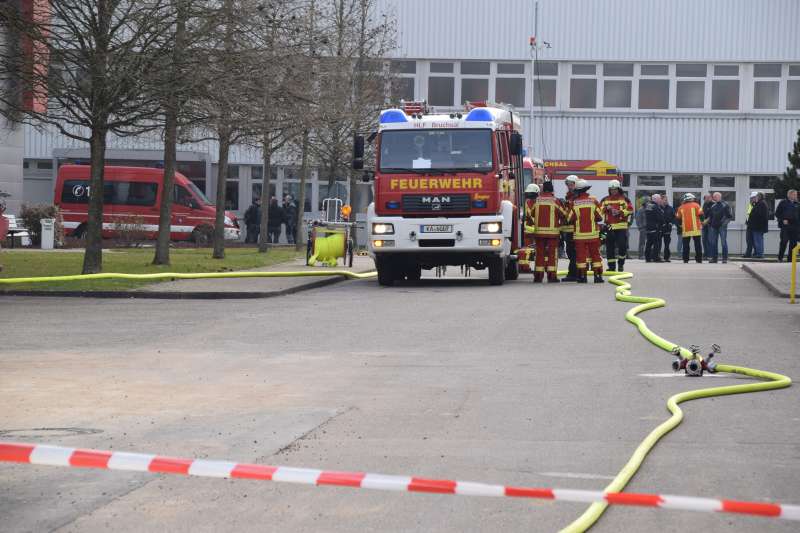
[421,224,452,233]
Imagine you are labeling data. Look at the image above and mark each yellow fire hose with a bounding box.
[560,270,792,533]
[0,269,376,284]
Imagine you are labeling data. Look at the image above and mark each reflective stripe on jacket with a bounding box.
[600,193,633,230]
[569,193,603,240]
[533,193,564,237]
[524,198,536,234]
[676,202,703,237]
[560,191,575,233]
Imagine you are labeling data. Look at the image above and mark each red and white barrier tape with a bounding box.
[1,442,798,521]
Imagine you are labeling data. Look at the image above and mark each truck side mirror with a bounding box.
[509,133,523,156]
[352,135,365,170]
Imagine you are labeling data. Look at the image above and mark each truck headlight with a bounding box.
[479,222,501,233]
[372,223,394,235]
[224,216,233,226]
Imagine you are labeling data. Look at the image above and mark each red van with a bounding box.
[54,165,240,243]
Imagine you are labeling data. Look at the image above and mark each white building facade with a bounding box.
[17,0,800,252]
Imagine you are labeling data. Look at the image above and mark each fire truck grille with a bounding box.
[402,194,471,212]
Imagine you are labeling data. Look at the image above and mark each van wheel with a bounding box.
[504,258,519,280]
[192,226,212,247]
[488,256,505,286]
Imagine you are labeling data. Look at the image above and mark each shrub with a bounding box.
[111,215,148,247]
[20,203,64,246]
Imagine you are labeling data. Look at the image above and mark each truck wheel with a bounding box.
[405,265,422,281]
[192,226,212,247]
[488,257,505,286]
[376,256,395,286]
[504,258,519,280]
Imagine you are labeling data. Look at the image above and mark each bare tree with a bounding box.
[0,0,173,273]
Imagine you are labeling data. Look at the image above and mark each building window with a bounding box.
[37,160,53,170]
[533,61,557,107]
[430,62,453,73]
[460,61,489,75]
[572,63,596,76]
[717,191,737,221]
[225,182,239,210]
[251,182,276,204]
[788,66,800,110]
[711,65,739,110]
[710,176,735,188]
[749,175,778,189]
[638,64,669,109]
[390,60,416,103]
[283,182,313,212]
[391,60,416,74]
[496,77,525,108]
[251,165,277,181]
[637,175,665,186]
[602,63,633,108]
[460,61,489,103]
[23,161,29,169]
[672,174,702,188]
[428,77,454,106]
[675,64,706,109]
[570,79,597,108]
[497,63,524,75]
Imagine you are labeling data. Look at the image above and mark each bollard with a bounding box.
[791,244,800,304]
[40,218,55,250]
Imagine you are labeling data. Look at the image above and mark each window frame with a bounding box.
[637,63,671,111]
[568,62,598,110]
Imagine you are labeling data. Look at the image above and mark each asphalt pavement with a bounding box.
[1,260,798,532]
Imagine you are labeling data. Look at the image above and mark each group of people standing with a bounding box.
[243,194,299,244]
[635,189,800,262]
[523,175,633,283]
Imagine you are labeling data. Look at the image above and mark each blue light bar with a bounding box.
[380,109,409,124]
[472,200,487,208]
[465,108,493,122]
[386,201,400,209]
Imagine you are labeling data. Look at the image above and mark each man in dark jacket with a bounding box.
[243,198,261,244]
[706,192,733,263]
[644,194,664,262]
[659,196,675,262]
[701,194,714,257]
[267,197,285,243]
[283,194,298,245]
[776,189,799,261]
[746,192,769,258]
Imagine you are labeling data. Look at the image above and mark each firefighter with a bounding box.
[675,193,704,263]
[568,178,604,283]
[600,179,633,272]
[532,180,564,283]
[560,175,579,282]
[519,183,539,273]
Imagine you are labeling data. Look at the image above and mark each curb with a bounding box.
[740,263,790,298]
[0,273,361,300]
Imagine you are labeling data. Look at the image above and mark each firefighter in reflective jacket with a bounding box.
[560,175,579,282]
[568,179,604,283]
[532,180,564,283]
[519,183,540,273]
[600,179,633,272]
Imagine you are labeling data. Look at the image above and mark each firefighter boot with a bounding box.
[618,258,625,272]
[577,269,588,283]
[533,272,544,283]
[547,272,560,283]
[594,271,605,283]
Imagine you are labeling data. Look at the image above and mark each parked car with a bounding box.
[54,165,240,244]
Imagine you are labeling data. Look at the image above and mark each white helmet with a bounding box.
[525,183,540,194]
[565,174,578,185]
[682,193,695,202]
[575,178,590,189]
[608,179,621,190]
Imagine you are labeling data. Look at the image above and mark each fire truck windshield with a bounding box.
[379,129,493,173]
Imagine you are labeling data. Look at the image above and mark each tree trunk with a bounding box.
[154,105,178,264]
[295,129,310,250]
[257,133,273,253]
[82,128,107,274]
[212,128,230,259]
[153,0,188,266]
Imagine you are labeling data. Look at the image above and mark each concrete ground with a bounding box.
[1,260,798,532]
[741,261,798,298]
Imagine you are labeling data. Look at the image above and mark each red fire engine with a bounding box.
[353,101,525,286]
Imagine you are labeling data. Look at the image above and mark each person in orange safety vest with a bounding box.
[567,179,604,283]
[599,179,633,272]
[675,192,704,263]
[532,180,565,283]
